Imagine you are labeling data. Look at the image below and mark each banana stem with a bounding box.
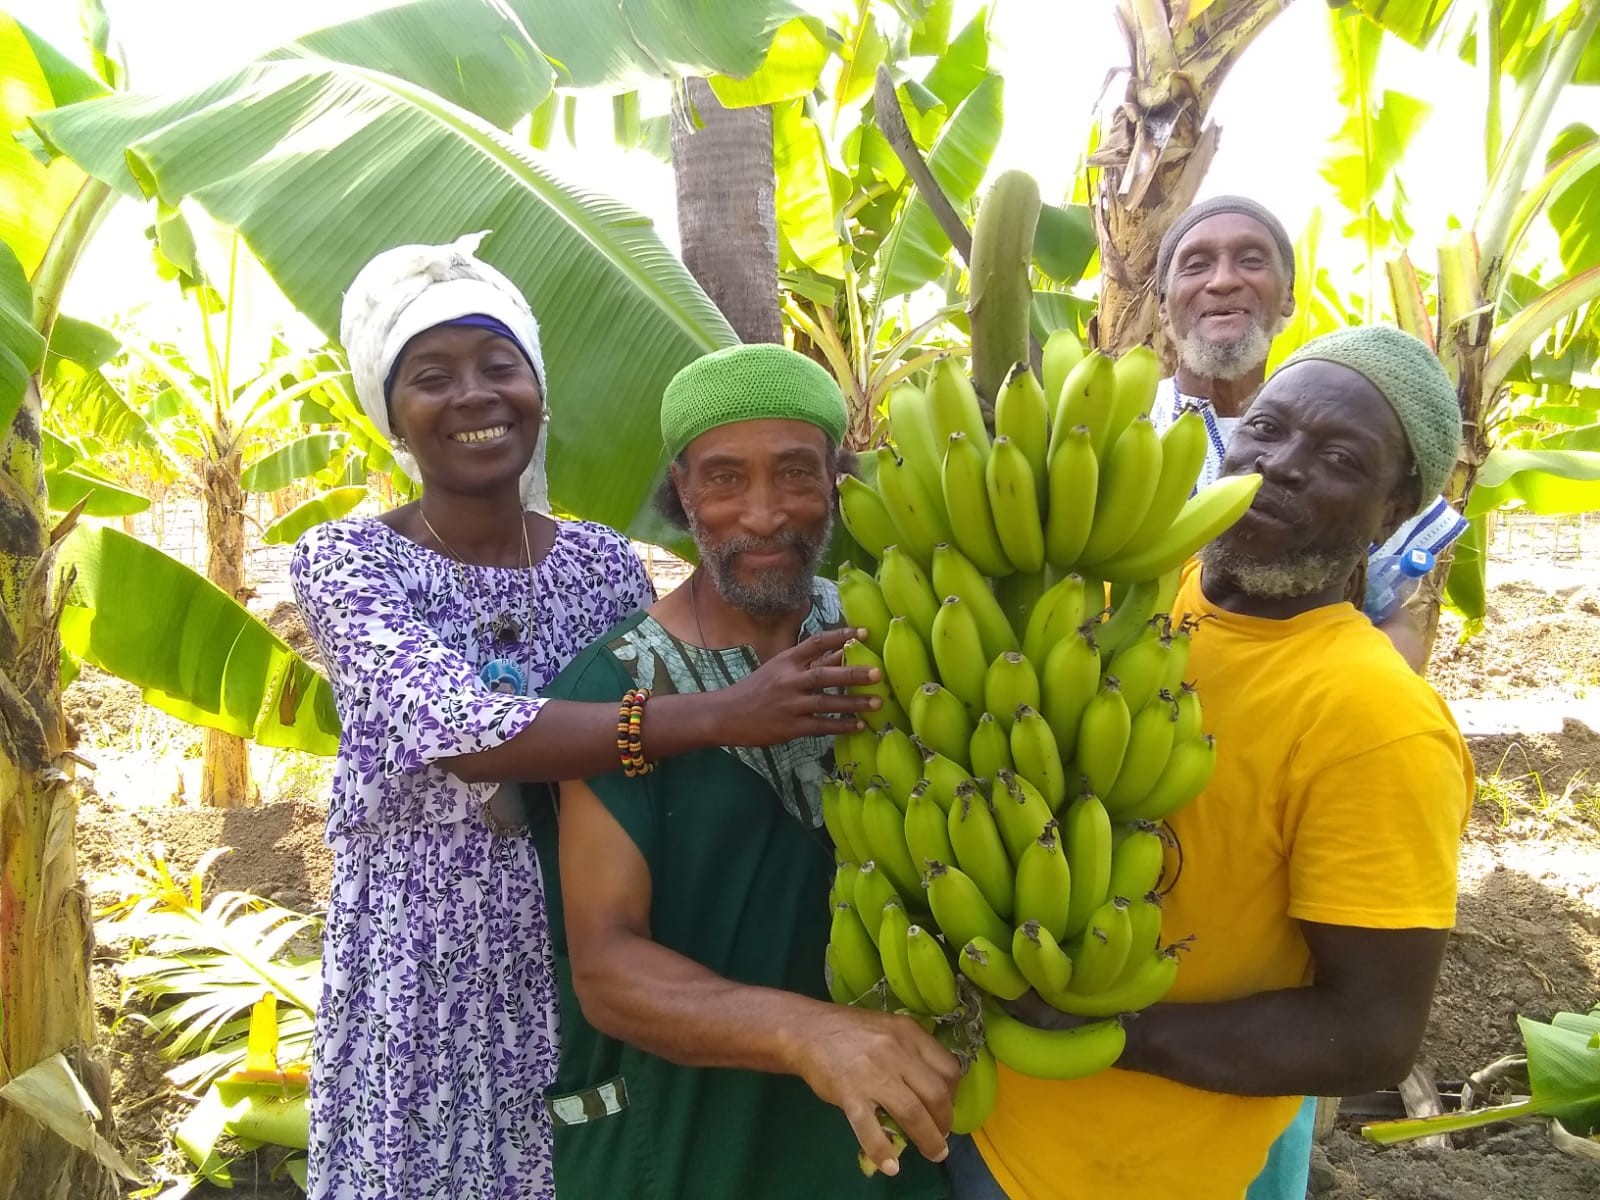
[1361,1097,1543,1146]
[30,177,115,342]
[872,65,973,266]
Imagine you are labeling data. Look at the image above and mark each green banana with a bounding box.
[931,594,990,723]
[1008,704,1068,812]
[1078,415,1162,565]
[1021,572,1088,667]
[839,475,899,562]
[832,860,861,911]
[1061,792,1113,940]
[1105,344,1162,451]
[878,899,930,1013]
[1093,577,1162,658]
[993,362,1051,499]
[905,924,960,1016]
[968,169,1041,401]
[1050,351,1116,461]
[928,356,991,456]
[1103,700,1178,818]
[1047,947,1181,1018]
[1120,735,1215,822]
[863,781,922,898]
[842,638,908,733]
[1043,425,1098,570]
[836,783,873,867]
[1014,821,1073,943]
[931,543,1020,663]
[1095,473,1264,583]
[991,769,1054,864]
[875,724,924,810]
[903,781,957,876]
[1039,627,1101,760]
[877,544,941,646]
[876,446,951,569]
[1013,920,1073,995]
[1116,408,1208,559]
[881,616,935,719]
[910,682,974,769]
[853,860,900,936]
[822,776,859,862]
[950,1045,998,1135]
[959,937,1032,1002]
[968,712,1015,785]
[1173,683,1203,744]
[830,901,883,999]
[916,740,973,813]
[946,781,1014,919]
[984,652,1041,736]
[1106,824,1166,903]
[1076,676,1132,798]
[942,431,1016,578]
[982,1004,1126,1080]
[837,565,895,657]
[1067,897,1133,994]
[834,726,878,793]
[985,435,1047,574]
[923,860,1010,951]
[1103,622,1172,717]
[1162,621,1193,698]
[1125,890,1165,961]
[1041,328,1085,415]
[825,943,856,1004]
[886,382,948,520]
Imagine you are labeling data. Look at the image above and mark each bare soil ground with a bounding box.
[68,514,1600,1198]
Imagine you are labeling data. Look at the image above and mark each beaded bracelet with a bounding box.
[617,687,654,777]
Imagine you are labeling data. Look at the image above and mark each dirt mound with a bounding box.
[1313,1123,1600,1200]
[1432,580,1600,701]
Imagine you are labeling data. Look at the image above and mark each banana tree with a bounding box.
[1090,0,1293,354]
[1341,0,1600,654]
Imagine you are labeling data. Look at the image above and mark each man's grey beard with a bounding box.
[1175,312,1288,383]
[689,513,833,617]
[1198,535,1362,601]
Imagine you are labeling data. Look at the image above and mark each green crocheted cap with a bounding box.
[661,343,848,460]
[1279,326,1461,506]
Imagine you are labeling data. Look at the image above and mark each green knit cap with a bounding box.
[1279,326,1461,508]
[661,343,848,460]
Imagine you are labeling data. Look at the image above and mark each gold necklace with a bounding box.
[419,505,538,695]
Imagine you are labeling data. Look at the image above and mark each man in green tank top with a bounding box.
[535,345,957,1199]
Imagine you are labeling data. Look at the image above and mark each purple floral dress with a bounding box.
[289,515,653,1200]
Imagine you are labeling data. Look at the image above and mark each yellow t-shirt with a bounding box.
[974,566,1473,1200]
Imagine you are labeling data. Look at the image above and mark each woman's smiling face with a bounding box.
[388,324,544,496]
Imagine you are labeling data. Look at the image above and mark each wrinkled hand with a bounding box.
[720,626,883,746]
[792,1004,960,1176]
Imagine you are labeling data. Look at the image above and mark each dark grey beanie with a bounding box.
[1156,196,1295,298]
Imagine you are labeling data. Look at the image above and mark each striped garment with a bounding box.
[1150,377,1467,562]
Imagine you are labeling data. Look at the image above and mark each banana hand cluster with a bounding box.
[827,296,1256,1139]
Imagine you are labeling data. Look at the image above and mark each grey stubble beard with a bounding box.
[1175,312,1288,383]
[689,512,834,617]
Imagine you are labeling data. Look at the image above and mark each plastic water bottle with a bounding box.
[1364,547,1435,624]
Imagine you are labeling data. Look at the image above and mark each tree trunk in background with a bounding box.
[201,434,253,807]
[671,77,781,344]
[1092,0,1291,354]
[0,380,119,1200]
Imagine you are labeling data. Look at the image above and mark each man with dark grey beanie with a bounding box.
[1149,196,1467,659]
[960,327,1473,1200]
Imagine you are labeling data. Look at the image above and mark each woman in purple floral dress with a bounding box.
[291,236,881,1200]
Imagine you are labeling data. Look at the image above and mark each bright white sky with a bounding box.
[7,0,1574,352]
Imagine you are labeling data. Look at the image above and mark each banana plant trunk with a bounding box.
[1093,0,1291,354]
[671,77,782,345]
[0,380,118,1199]
[200,437,253,807]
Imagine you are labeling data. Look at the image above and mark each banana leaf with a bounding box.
[241,432,348,493]
[45,467,149,516]
[1464,448,1600,518]
[0,238,44,432]
[707,16,831,108]
[262,486,368,545]
[32,60,737,550]
[1443,511,1486,622]
[58,526,339,754]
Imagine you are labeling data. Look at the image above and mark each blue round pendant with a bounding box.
[479,658,527,696]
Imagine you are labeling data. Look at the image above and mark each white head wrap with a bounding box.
[340,231,551,511]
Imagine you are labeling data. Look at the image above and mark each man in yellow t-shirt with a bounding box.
[954,326,1475,1200]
